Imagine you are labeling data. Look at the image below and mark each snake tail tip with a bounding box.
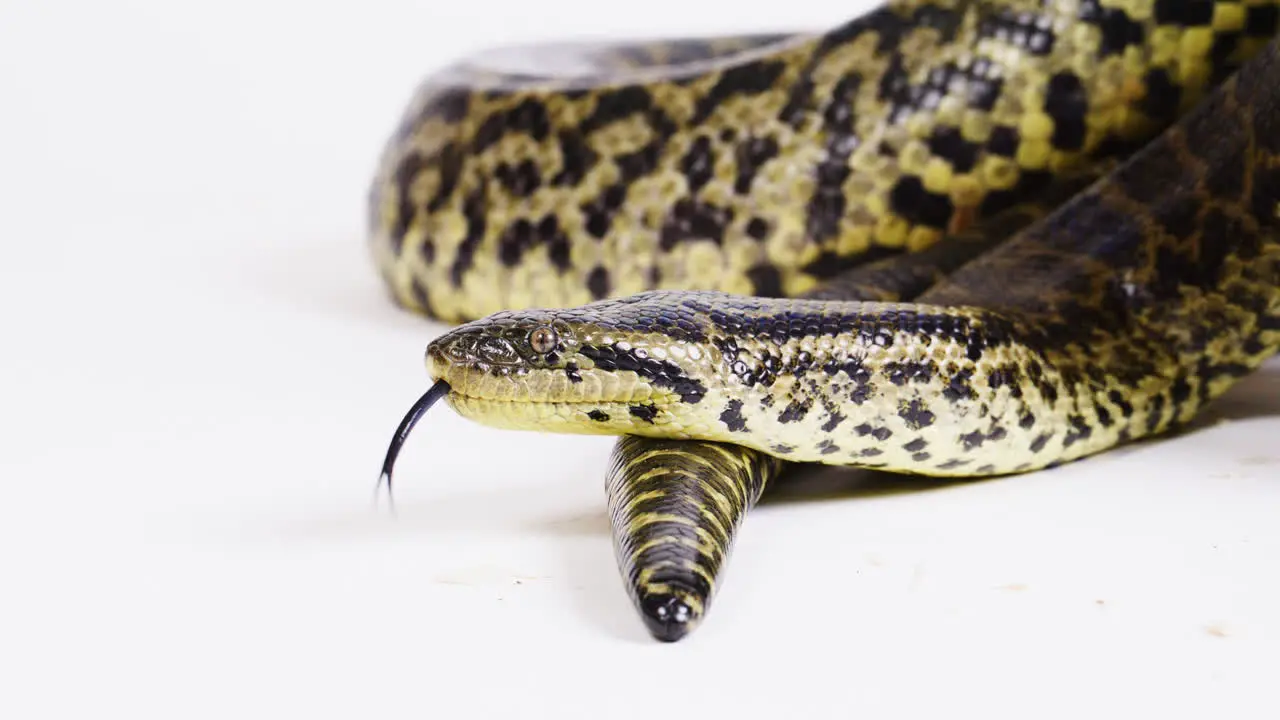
[638,590,703,643]
[377,379,452,501]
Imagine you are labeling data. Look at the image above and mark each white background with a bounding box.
[3,1,1280,718]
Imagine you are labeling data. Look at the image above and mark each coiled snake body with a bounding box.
[372,0,1280,641]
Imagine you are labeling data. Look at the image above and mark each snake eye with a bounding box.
[529,326,558,354]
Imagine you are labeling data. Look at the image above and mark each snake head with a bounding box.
[423,291,720,434]
[428,310,574,374]
[425,308,582,398]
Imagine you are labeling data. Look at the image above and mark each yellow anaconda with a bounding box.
[372,0,1280,641]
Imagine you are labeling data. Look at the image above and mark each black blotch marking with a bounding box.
[617,140,665,184]
[587,409,610,422]
[1210,31,1242,68]
[1247,4,1280,35]
[987,365,1022,395]
[889,175,954,229]
[1171,377,1193,406]
[1037,380,1059,404]
[564,362,583,384]
[1079,1,1145,56]
[1140,68,1181,120]
[806,155,850,243]
[928,126,980,173]
[582,86,654,133]
[586,266,611,299]
[386,153,423,248]
[845,359,875,405]
[720,400,748,432]
[1029,432,1053,453]
[818,439,841,455]
[1044,72,1087,151]
[746,265,784,298]
[884,360,936,386]
[420,86,471,124]
[904,438,929,453]
[1154,0,1214,25]
[680,135,716,193]
[581,183,629,239]
[693,61,788,124]
[803,74,862,240]
[899,399,936,429]
[543,216,572,272]
[821,409,847,432]
[1108,389,1135,418]
[409,278,432,316]
[579,345,706,403]
[778,400,811,424]
[553,131,599,186]
[854,425,893,441]
[987,125,1019,156]
[735,136,780,194]
[660,199,733,250]
[1062,415,1093,448]
[472,98,551,154]
[449,190,488,287]
[778,74,814,127]
[494,159,542,197]
[629,404,659,424]
[943,369,977,402]
[498,218,534,267]
[425,143,464,214]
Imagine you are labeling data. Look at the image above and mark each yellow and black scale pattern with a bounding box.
[371,0,1280,641]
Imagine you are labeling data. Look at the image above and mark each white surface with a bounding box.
[2,1,1279,718]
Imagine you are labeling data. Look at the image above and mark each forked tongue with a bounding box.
[375,379,451,513]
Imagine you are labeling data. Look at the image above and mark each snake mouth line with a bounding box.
[446,392,601,404]
[438,381,670,408]
[427,354,675,406]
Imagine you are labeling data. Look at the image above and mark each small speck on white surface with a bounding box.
[1,2,1279,719]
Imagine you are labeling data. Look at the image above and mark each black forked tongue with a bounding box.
[377,380,451,511]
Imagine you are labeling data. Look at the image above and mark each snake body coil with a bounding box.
[372,0,1280,641]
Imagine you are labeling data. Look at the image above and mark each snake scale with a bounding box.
[371,0,1280,641]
